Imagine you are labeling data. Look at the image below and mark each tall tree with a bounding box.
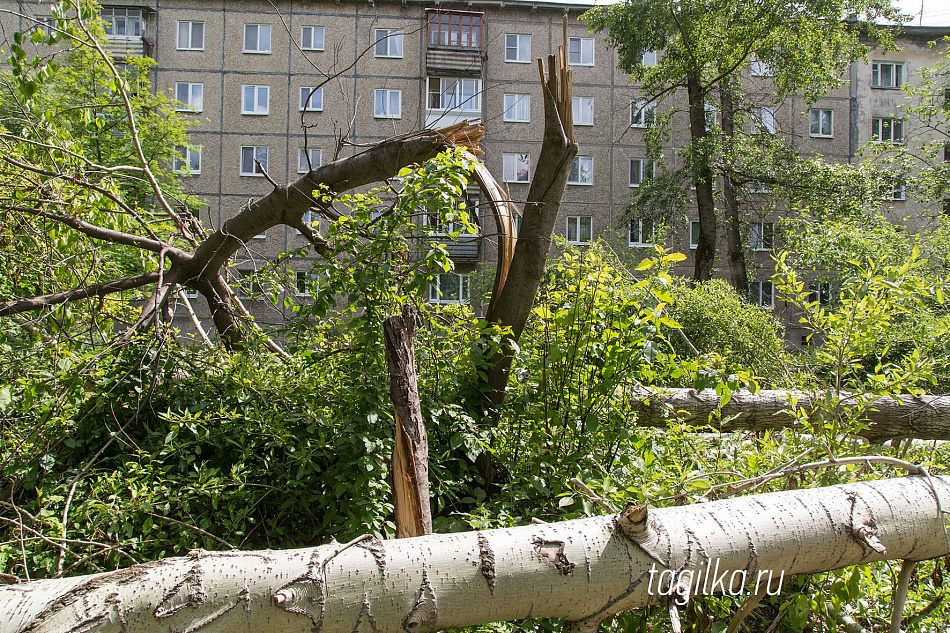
[583,0,904,285]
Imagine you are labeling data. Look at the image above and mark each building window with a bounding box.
[101,7,143,38]
[428,78,481,112]
[751,106,775,134]
[174,82,203,112]
[242,85,269,115]
[642,50,657,67]
[374,29,403,58]
[749,281,774,308]
[809,282,832,306]
[749,55,774,77]
[503,153,530,183]
[872,61,903,89]
[810,108,833,137]
[295,271,313,296]
[749,221,774,251]
[173,145,201,174]
[572,96,594,126]
[505,34,531,62]
[629,218,654,247]
[301,26,325,51]
[244,24,271,53]
[872,117,904,144]
[568,37,594,66]
[629,158,653,187]
[177,21,204,50]
[427,10,482,49]
[884,181,906,201]
[240,146,268,176]
[630,99,656,127]
[566,216,593,245]
[297,148,322,174]
[568,156,593,185]
[295,209,321,235]
[430,273,470,304]
[704,104,717,131]
[236,269,261,298]
[690,220,700,249]
[299,87,324,111]
[503,93,530,122]
[374,89,402,118]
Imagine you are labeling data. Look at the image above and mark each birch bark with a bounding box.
[3,475,948,633]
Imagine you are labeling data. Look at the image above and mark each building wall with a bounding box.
[3,0,948,342]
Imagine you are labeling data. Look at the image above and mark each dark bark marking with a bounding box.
[477,533,497,595]
[154,565,205,619]
[272,571,326,631]
[532,537,575,575]
[352,598,382,633]
[357,537,387,574]
[403,570,438,633]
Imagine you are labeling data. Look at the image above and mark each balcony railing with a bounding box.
[426,9,484,74]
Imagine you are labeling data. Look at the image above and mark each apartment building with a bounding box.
[3,0,948,344]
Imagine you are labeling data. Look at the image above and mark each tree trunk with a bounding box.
[481,51,578,414]
[718,78,748,293]
[629,388,950,442]
[4,475,948,633]
[383,305,431,538]
[687,71,717,283]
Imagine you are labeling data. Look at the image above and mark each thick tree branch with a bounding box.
[0,272,159,317]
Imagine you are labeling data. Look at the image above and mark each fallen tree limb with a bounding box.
[629,388,950,443]
[3,475,949,632]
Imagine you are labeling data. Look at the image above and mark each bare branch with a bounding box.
[0,272,159,317]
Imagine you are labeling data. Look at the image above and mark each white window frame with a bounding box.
[429,273,470,304]
[888,181,906,201]
[690,220,700,249]
[503,93,530,122]
[568,37,594,66]
[174,82,203,112]
[872,117,904,144]
[565,215,593,245]
[749,55,774,77]
[240,146,268,176]
[296,209,321,235]
[301,26,325,51]
[572,96,594,126]
[374,28,404,58]
[641,50,657,67]
[809,108,833,138]
[101,7,143,38]
[749,281,774,308]
[705,104,717,131]
[177,21,204,50]
[504,34,531,63]
[630,99,656,127]
[297,148,322,174]
[242,85,270,115]
[236,268,261,298]
[503,153,530,183]
[629,158,653,188]
[173,145,201,175]
[374,89,402,119]
[808,282,832,306]
[299,87,324,112]
[243,24,272,54]
[749,221,774,251]
[568,156,593,185]
[872,61,904,89]
[295,271,321,297]
[751,106,776,134]
[427,77,481,112]
[629,218,654,247]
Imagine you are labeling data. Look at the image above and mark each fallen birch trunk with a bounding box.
[630,388,950,442]
[3,475,949,633]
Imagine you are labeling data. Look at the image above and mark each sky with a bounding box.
[895,0,950,26]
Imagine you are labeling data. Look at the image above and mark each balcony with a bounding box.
[100,6,153,58]
[426,9,484,75]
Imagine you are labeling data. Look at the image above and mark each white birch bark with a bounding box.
[3,475,949,633]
